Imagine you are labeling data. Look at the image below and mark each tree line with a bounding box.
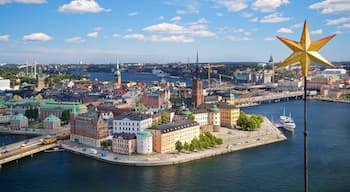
[237,111,264,131]
[175,132,223,152]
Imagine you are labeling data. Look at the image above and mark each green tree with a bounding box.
[101,140,109,149]
[216,138,223,145]
[161,112,170,124]
[152,119,159,126]
[25,109,33,121]
[183,142,189,150]
[189,143,195,151]
[136,103,146,111]
[32,108,39,121]
[61,109,71,124]
[187,113,195,120]
[175,140,183,152]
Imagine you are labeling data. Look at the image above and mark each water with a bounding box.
[1,101,349,192]
[0,134,35,146]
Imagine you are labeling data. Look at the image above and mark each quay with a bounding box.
[313,97,350,104]
[60,117,286,167]
[235,91,303,106]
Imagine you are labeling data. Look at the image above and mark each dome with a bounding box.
[137,131,152,137]
[114,70,121,76]
[180,108,191,116]
[11,113,28,121]
[44,114,61,122]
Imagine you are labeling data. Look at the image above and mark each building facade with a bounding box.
[43,114,61,129]
[218,102,240,128]
[149,120,200,153]
[192,79,204,107]
[112,133,136,155]
[113,113,152,134]
[70,108,108,148]
[10,113,28,129]
[136,131,153,154]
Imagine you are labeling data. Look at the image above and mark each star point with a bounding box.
[277,20,335,76]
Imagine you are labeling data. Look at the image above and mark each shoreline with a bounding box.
[60,118,287,167]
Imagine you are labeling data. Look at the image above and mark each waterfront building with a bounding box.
[218,94,240,128]
[70,106,108,148]
[208,105,221,132]
[112,133,136,155]
[149,120,200,153]
[43,114,61,129]
[40,101,87,120]
[191,108,208,126]
[10,113,28,129]
[113,113,152,134]
[0,79,10,90]
[136,131,153,154]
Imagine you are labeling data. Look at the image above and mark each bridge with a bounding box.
[0,129,69,168]
[235,91,304,106]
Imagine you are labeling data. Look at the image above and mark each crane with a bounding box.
[203,64,225,89]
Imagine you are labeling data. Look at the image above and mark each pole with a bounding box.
[304,76,308,192]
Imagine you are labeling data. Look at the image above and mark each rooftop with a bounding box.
[114,112,151,121]
[150,120,199,134]
[113,133,136,140]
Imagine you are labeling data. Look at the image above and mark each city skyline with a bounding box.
[0,0,349,64]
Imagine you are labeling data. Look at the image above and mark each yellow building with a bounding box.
[149,120,200,153]
[218,95,240,128]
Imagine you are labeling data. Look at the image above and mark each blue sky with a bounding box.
[0,0,349,64]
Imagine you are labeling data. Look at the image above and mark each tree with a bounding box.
[189,143,195,151]
[101,140,109,149]
[216,138,223,145]
[183,142,189,151]
[32,108,39,120]
[237,111,264,131]
[61,109,70,124]
[187,113,195,120]
[24,108,39,121]
[152,119,159,126]
[161,112,170,124]
[136,103,146,111]
[175,140,183,152]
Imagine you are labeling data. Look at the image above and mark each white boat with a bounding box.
[152,68,169,77]
[280,108,296,132]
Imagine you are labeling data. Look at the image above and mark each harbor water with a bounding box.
[0,101,349,192]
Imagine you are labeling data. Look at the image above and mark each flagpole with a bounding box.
[304,76,308,192]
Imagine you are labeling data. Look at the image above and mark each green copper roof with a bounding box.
[11,113,28,121]
[44,114,61,122]
[41,102,86,111]
[6,98,55,106]
[208,105,219,113]
[137,131,152,137]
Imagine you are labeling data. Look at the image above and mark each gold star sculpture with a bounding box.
[277,20,336,76]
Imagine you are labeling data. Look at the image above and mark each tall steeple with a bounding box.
[114,58,121,89]
[192,50,204,107]
[195,49,200,79]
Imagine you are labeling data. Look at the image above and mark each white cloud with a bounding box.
[65,36,85,43]
[291,23,302,28]
[216,12,223,16]
[126,28,133,32]
[94,26,104,31]
[143,22,215,37]
[252,0,289,12]
[277,27,293,33]
[128,11,138,16]
[264,37,275,41]
[176,10,187,14]
[241,12,253,18]
[112,34,120,38]
[226,36,251,41]
[260,12,291,23]
[87,31,98,38]
[123,34,145,40]
[0,35,9,41]
[249,17,258,22]
[0,0,46,4]
[23,32,52,41]
[149,35,194,43]
[214,0,248,12]
[309,0,350,14]
[310,29,323,35]
[337,23,350,29]
[334,30,343,34]
[326,17,350,25]
[159,16,164,20]
[58,0,111,14]
[170,16,181,22]
[123,33,194,43]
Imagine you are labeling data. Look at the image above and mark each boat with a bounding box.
[152,68,169,77]
[280,108,296,132]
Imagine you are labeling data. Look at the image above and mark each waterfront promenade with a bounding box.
[61,117,286,166]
